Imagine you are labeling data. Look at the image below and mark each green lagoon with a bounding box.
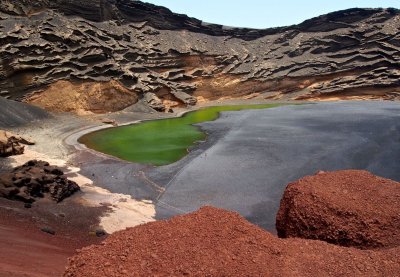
[79,104,283,166]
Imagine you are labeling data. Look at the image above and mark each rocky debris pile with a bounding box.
[64,206,400,277]
[0,2,400,112]
[276,170,400,249]
[0,160,80,203]
[0,130,34,157]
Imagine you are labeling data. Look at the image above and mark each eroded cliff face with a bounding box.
[1,1,400,113]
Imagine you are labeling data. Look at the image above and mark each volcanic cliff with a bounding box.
[1,1,400,113]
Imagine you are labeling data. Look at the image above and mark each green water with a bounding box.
[79,104,283,166]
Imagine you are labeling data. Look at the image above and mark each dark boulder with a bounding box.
[41,226,56,235]
[0,160,80,203]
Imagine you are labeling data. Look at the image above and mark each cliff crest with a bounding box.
[1,1,399,112]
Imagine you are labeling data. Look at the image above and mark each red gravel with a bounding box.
[65,206,400,277]
[276,170,400,249]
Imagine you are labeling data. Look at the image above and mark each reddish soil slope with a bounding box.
[0,198,105,277]
[65,206,400,277]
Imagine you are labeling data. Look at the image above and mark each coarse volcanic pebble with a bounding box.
[276,170,400,249]
[65,206,400,277]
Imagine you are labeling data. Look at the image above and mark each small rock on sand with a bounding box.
[40,226,56,235]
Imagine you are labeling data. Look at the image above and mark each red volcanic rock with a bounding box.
[276,170,400,249]
[64,206,400,277]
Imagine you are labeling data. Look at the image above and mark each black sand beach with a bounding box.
[73,101,400,231]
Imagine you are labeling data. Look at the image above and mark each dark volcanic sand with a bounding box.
[77,101,400,232]
[0,197,106,277]
[155,101,400,229]
[0,97,49,128]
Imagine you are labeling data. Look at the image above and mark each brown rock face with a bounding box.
[25,80,139,114]
[1,1,400,113]
[0,130,33,157]
[276,170,400,249]
[64,206,400,277]
[0,160,80,203]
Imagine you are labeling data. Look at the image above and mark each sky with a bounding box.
[143,0,400,28]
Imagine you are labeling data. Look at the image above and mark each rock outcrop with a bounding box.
[25,80,138,114]
[64,206,400,277]
[0,130,34,157]
[276,170,400,249]
[0,160,80,203]
[143,92,165,112]
[0,1,399,113]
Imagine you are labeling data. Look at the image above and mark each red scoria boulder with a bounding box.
[276,170,400,249]
[64,206,400,277]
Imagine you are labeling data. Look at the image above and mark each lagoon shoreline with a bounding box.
[1,99,398,276]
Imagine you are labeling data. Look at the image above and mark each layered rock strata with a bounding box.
[0,1,399,113]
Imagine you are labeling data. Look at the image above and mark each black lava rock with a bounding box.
[41,226,56,235]
[0,160,80,203]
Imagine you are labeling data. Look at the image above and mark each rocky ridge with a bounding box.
[0,1,400,112]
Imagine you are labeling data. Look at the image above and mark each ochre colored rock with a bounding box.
[0,130,33,157]
[64,206,400,277]
[26,80,138,114]
[101,118,118,126]
[276,170,400,249]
